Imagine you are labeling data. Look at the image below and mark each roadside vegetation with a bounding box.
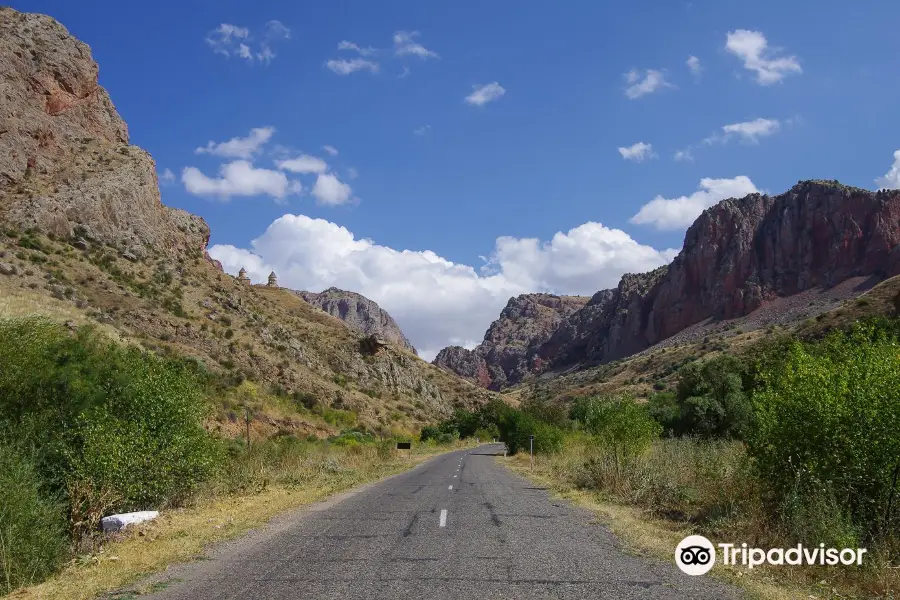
[433,317,900,598]
[0,316,460,598]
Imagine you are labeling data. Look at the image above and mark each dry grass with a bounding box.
[503,437,898,600]
[0,286,123,341]
[8,443,464,600]
[503,452,819,600]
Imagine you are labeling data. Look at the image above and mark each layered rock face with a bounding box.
[436,181,900,386]
[298,287,417,354]
[0,8,209,261]
[433,293,589,390]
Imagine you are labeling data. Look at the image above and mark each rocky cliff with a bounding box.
[297,287,417,354]
[0,8,493,433]
[0,8,210,262]
[436,181,900,387]
[433,293,589,390]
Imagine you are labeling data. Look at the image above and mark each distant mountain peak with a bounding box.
[297,287,417,354]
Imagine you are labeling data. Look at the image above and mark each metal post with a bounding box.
[529,434,534,470]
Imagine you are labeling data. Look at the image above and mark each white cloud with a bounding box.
[674,148,694,162]
[158,168,175,185]
[205,24,249,57]
[326,58,379,75]
[687,55,701,78]
[276,154,328,174]
[704,118,781,145]
[338,40,376,56]
[721,118,781,142]
[265,20,291,40]
[208,215,677,360]
[205,21,289,64]
[393,31,439,59]
[624,69,672,99]
[312,173,353,206]
[630,176,760,230]
[725,29,801,85]
[323,145,339,156]
[182,160,300,201]
[876,150,900,190]
[618,142,656,162]
[465,82,506,106]
[414,125,431,136]
[195,127,275,159]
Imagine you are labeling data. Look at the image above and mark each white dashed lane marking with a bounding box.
[439,509,448,527]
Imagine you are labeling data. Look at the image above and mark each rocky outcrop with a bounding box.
[297,287,417,354]
[433,293,589,390]
[436,181,900,387]
[0,8,210,261]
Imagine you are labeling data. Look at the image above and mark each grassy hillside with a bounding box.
[0,228,494,438]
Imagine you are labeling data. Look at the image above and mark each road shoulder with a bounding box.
[8,448,459,600]
[500,454,824,600]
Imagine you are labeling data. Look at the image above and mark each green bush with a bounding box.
[572,396,660,468]
[0,317,222,528]
[649,355,753,439]
[0,442,69,595]
[496,409,536,455]
[749,324,900,541]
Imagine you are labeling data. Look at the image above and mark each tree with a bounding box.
[572,396,660,475]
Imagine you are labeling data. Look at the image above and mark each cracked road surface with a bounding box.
[142,444,742,599]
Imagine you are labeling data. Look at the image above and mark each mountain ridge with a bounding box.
[435,180,900,388]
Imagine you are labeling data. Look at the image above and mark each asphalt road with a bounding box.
[142,444,742,599]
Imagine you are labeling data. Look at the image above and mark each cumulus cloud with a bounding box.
[205,21,289,64]
[182,160,300,201]
[630,176,760,230]
[465,82,506,106]
[725,29,801,85]
[276,154,328,174]
[393,31,439,59]
[618,142,656,162]
[208,215,677,360]
[624,69,672,99]
[195,127,275,159]
[311,173,354,206]
[704,118,781,145]
[326,58,379,75]
[876,150,900,190]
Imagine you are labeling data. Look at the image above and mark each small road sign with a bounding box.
[396,441,412,450]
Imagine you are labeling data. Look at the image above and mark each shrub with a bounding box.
[571,396,660,474]
[650,355,753,439]
[749,324,900,542]
[0,442,69,594]
[0,317,222,527]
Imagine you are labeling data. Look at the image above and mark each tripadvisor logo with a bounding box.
[675,536,868,576]
[675,535,716,575]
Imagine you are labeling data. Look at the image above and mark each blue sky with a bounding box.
[14,0,900,357]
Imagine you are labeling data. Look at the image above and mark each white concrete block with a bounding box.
[101,510,159,532]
